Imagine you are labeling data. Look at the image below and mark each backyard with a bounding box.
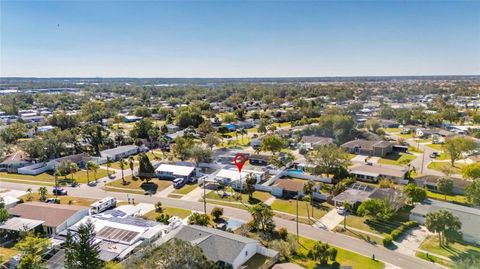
[427,162,465,174]
[378,152,416,165]
[105,176,171,194]
[143,207,192,220]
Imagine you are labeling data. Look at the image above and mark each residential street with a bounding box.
[0,181,444,269]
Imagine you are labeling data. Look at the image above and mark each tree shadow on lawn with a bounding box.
[340,227,378,246]
[140,182,158,194]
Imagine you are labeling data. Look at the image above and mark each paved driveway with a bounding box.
[394,226,430,256]
[314,207,343,230]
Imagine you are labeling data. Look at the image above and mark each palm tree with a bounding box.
[54,170,61,199]
[106,157,112,177]
[69,163,79,184]
[119,159,127,185]
[92,162,99,182]
[129,156,135,176]
[343,201,352,229]
[86,161,98,185]
[26,188,32,201]
[38,187,48,202]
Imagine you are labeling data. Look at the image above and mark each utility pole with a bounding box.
[420,151,425,175]
[296,194,299,242]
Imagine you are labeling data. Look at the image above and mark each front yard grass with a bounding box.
[378,152,416,165]
[426,190,468,205]
[341,213,409,238]
[333,226,384,245]
[65,168,109,184]
[291,236,385,269]
[205,190,272,204]
[172,183,198,195]
[419,235,480,263]
[270,199,333,219]
[0,171,55,183]
[415,251,453,268]
[143,207,192,220]
[19,193,97,207]
[427,162,465,174]
[425,143,443,151]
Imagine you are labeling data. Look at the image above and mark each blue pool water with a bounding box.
[225,218,244,231]
[287,169,304,174]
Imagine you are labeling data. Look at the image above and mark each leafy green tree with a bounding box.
[15,233,51,269]
[187,212,210,226]
[307,144,351,179]
[210,207,223,220]
[175,106,204,128]
[357,199,395,221]
[197,121,214,137]
[81,124,109,156]
[47,112,79,130]
[249,203,275,232]
[425,210,462,246]
[462,163,480,180]
[437,177,454,200]
[81,100,112,123]
[308,241,337,265]
[130,118,154,139]
[443,137,477,166]
[64,220,102,269]
[260,135,285,155]
[244,173,257,200]
[258,119,268,134]
[365,119,381,133]
[190,145,212,165]
[126,239,212,269]
[203,133,220,150]
[0,198,9,222]
[171,137,195,161]
[138,153,155,182]
[0,122,27,144]
[403,183,427,205]
[465,179,480,206]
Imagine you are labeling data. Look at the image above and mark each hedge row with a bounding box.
[383,221,418,246]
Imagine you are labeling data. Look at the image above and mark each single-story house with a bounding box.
[0,151,31,173]
[214,168,265,190]
[348,163,408,183]
[380,119,400,128]
[171,225,278,269]
[100,145,141,161]
[298,136,333,150]
[8,202,89,235]
[248,154,270,166]
[155,163,196,180]
[166,124,180,134]
[271,179,305,198]
[332,183,405,208]
[124,115,142,123]
[341,139,394,157]
[414,175,469,195]
[415,128,440,138]
[410,199,480,244]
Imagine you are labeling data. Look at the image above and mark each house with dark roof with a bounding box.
[414,175,470,195]
[348,163,408,183]
[171,225,278,269]
[341,139,394,157]
[332,183,405,208]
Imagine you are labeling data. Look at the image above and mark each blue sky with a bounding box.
[1,0,479,77]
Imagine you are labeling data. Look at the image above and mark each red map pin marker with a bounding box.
[234,153,247,172]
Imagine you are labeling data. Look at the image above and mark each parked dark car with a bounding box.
[429,152,439,158]
[52,187,68,196]
[172,178,186,189]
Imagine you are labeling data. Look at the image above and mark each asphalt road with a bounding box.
[1,181,443,269]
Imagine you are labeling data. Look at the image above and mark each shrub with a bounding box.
[278,227,288,240]
[383,235,393,246]
[155,214,170,224]
[391,229,401,240]
[404,221,418,228]
[211,207,223,220]
[155,202,163,213]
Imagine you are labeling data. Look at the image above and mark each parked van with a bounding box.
[90,197,117,214]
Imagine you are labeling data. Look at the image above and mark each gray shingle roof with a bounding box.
[173,225,257,264]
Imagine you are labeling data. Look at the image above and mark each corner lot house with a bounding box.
[341,139,394,157]
[8,202,89,235]
[415,175,469,195]
[171,225,278,269]
[100,145,140,161]
[155,163,196,180]
[410,199,480,244]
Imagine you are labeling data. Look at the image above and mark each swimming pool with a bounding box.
[225,218,244,231]
[287,169,304,174]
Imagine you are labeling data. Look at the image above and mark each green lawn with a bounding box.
[341,214,408,237]
[419,235,480,263]
[426,190,468,205]
[105,176,171,194]
[172,183,198,195]
[205,190,272,204]
[143,207,192,220]
[65,169,109,184]
[0,169,108,185]
[408,146,423,153]
[378,152,416,165]
[291,236,385,269]
[20,193,98,207]
[271,199,333,219]
[427,162,465,174]
[415,251,453,268]
[0,171,55,183]
[425,144,443,151]
[334,226,384,245]
[384,128,400,133]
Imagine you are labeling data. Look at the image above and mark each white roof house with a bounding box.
[155,164,196,179]
[100,145,140,161]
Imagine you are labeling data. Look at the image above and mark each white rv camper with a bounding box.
[90,197,117,214]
